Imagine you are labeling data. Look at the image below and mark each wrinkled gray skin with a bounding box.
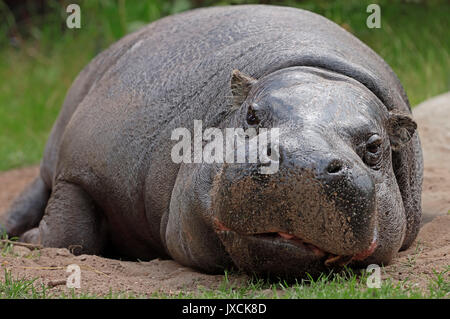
[1,5,422,277]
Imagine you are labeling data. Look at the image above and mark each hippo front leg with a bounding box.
[21,180,107,255]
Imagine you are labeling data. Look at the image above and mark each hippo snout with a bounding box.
[289,150,378,255]
[211,147,378,275]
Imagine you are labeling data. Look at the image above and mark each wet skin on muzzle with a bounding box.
[1,5,422,278]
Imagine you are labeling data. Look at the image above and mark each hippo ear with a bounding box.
[387,111,417,150]
[231,69,257,109]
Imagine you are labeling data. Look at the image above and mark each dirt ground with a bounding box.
[0,93,449,297]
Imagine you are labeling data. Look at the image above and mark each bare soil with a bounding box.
[0,93,449,296]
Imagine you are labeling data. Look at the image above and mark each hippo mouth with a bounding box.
[214,219,377,267]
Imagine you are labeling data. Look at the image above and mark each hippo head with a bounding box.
[206,67,417,277]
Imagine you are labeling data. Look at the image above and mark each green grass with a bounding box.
[0,0,448,171]
[1,267,448,299]
[2,236,448,299]
[0,269,50,299]
[157,268,450,299]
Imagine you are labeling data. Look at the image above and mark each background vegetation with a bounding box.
[0,0,448,171]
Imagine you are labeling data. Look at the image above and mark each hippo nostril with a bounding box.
[326,159,344,174]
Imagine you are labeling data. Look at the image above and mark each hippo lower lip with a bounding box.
[214,218,327,257]
[252,232,327,257]
[214,219,377,266]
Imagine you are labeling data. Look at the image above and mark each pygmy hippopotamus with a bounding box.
[1,5,423,277]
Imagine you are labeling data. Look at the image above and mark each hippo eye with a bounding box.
[246,104,260,126]
[364,134,382,168]
[367,135,382,153]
